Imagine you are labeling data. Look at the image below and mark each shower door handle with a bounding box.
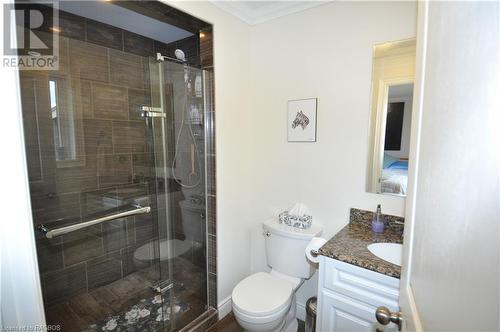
[38,205,151,239]
[140,106,165,118]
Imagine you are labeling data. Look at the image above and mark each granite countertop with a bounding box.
[318,208,404,279]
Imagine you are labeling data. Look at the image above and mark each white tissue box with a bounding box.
[279,211,312,229]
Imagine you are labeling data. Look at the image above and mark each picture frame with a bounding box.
[287,98,317,142]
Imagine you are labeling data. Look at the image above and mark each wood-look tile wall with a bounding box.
[20,6,215,308]
[56,9,201,66]
[22,32,159,306]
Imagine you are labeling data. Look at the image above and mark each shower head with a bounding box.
[174,49,186,62]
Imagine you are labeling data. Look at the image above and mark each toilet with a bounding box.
[133,198,205,263]
[179,198,206,244]
[232,219,323,332]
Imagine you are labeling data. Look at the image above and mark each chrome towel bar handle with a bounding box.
[38,205,151,239]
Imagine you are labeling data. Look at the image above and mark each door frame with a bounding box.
[399,1,429,331]
[0,0,46,325]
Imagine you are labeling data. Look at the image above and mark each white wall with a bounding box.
[0,0,46,325]
[171,2,416,319]
[248,1,416,315]
[164,1,255,316]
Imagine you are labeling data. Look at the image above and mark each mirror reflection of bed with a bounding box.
[380,84,413,196]
[366,38,416,197]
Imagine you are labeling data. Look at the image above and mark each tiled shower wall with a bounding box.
[20,6,216,308]
[200,28,217,310]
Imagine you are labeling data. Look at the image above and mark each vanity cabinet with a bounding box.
[317,256,400,332]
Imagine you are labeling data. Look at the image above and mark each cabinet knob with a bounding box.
[375,306,403,331]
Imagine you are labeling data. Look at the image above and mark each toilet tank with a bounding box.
[263,219,323,279]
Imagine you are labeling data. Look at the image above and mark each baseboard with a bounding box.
[217,295,232,319]
[296,301,306,321]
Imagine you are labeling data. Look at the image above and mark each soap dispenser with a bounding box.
[372,204,385,233]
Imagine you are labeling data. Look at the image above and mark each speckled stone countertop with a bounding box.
[318,208,404,279]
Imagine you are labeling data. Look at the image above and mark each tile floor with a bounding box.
[45,256,207,331]
[207,313,306,332]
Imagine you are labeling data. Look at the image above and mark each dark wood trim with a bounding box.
[113,0,211,34]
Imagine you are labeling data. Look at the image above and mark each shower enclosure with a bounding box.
[17,1,215,331]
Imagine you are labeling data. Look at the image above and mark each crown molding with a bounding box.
[209,1,330,25]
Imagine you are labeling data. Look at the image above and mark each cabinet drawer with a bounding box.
[321,257,400,311]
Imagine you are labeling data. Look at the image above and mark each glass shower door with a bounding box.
[148,58,209,330]
[19,45,170,332]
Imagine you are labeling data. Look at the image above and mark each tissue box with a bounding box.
[279,211,312,229]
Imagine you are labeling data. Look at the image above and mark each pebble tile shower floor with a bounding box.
[45,256,206,331]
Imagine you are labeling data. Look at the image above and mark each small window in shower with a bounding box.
[47,77,85,167]
[49,80,65,160]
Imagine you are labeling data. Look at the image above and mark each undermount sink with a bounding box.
[367,243,402,266]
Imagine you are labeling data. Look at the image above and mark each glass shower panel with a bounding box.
[17,2,212,330]
[18,21,171,332]
[148,59,208,330]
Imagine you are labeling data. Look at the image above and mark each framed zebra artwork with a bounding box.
[287,98,317,142]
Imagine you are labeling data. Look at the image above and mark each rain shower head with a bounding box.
[174,49,186,62]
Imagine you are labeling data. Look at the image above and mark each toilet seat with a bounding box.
[232,272,294,318]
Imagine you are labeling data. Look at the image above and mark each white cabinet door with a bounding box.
[319,290,376,332]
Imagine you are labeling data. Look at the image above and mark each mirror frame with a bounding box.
[366,38,416,197]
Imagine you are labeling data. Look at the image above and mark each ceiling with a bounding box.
[209,1,330,25]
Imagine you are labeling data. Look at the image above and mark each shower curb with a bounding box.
[179,307,218,332]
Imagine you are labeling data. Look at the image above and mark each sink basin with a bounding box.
[367,243,402,266]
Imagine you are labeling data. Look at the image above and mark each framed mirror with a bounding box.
[366,39,416,196]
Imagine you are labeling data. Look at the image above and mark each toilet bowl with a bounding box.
[133,238,192,262]
[231,219,323,332]
[232,271,300,332]
[134,198,205,264]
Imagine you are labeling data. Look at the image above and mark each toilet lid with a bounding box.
[232,272,293,317]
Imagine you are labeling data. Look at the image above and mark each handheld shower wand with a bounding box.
[171,54,203,189]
